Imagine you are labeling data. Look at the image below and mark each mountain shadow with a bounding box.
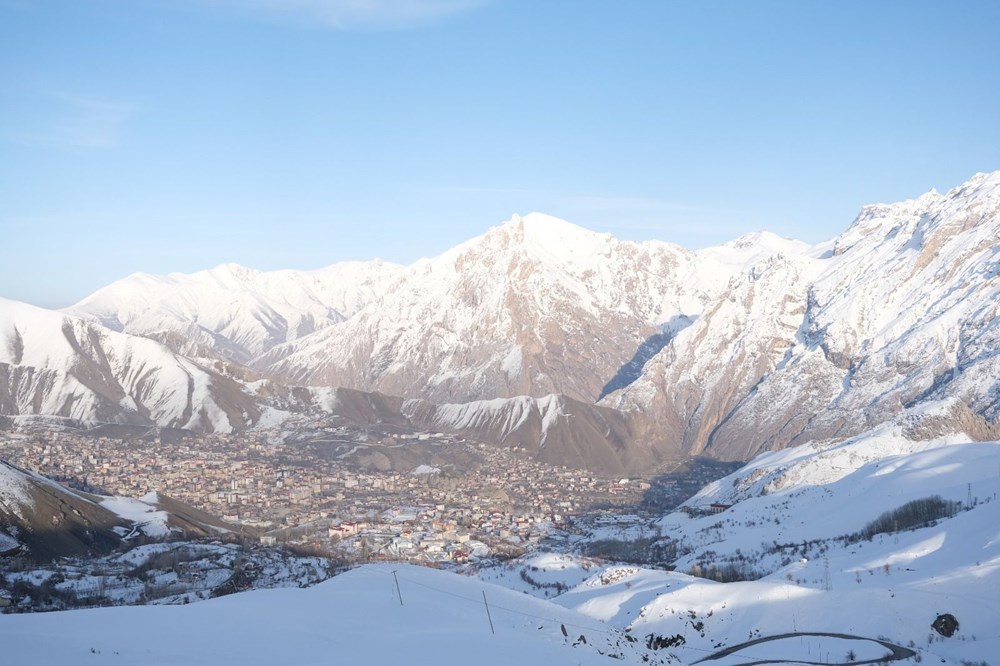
[599,315,696,399]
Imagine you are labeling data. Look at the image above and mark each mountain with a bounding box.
[66,260,405,363]
[275,386,663,474]
[259,213,798,403]
[0,297,260,432]
[607,171,1000,460]
[13,171,1000,468]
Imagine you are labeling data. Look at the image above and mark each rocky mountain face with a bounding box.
[607,171,1000,460]
[258,214,698,402]
[0,298,259,432]
[4,172,999,470]
[257,214,802,403]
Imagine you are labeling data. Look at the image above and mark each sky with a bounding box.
[2,0,999,308]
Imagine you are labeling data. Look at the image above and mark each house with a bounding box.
[710,503,732,514]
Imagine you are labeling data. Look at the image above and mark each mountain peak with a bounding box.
[203,262,262,284]
[501,212,603,241]
[483,212,616,270]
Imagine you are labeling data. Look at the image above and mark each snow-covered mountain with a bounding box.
[608,171,1000,460]
[66,260,405,363]
[11,171,1000,468]
[259,213,794,403]
[0,297,259,432]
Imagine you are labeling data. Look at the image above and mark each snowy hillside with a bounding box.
[0,563,666,665]
[470,412,1000,665]
[66,260,405,363]
[0,297,259,432]
[609,170,1000,460]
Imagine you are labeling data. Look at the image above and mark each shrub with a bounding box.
[859,496,959,540]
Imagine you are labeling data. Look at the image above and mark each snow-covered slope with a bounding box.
[0,297,259,431]
[66,260,405,363]
[0,563,662,665]
[260,213,789,403]
[639,429,999,665]
[0,457,129,560]
[608,171,1000,460]
[1,457,237,561]
[476,412,1000,665]
[403,393,658,474]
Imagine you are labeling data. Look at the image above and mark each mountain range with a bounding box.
[3,171,999,470]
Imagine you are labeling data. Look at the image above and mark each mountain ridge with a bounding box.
[4,171,1000,469]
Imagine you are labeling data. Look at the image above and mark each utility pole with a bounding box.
[824,557,831,592]
[392,570,403,606]
[482,591,495,635]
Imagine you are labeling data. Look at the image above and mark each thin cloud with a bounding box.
[5,93,136,149]
[204,0,492,29]
[51,94,136,148]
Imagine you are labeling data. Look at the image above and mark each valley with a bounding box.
[0,418,736,567]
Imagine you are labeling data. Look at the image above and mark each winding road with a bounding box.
[692,631,917,666]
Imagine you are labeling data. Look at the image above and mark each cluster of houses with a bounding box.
[1,423,656,562]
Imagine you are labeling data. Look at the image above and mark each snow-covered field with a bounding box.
[0,564,659,665]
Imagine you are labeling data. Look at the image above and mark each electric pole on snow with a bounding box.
[392,570,403,606]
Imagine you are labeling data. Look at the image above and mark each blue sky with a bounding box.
[2,0,999,307]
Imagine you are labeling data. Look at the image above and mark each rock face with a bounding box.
[931,613,959,638]
[607,172,1000,460]
[0,297,259,432]
[258,214,797,403]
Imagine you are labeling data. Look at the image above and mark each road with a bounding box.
[692,631,917,666]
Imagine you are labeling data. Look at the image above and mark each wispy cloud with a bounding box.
[51,93,136,148]
[5,93,136,149]
[203,0,491,30]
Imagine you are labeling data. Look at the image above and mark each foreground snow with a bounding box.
[0,564,659,665]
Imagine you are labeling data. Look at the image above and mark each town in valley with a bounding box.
[0,417,739,566]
